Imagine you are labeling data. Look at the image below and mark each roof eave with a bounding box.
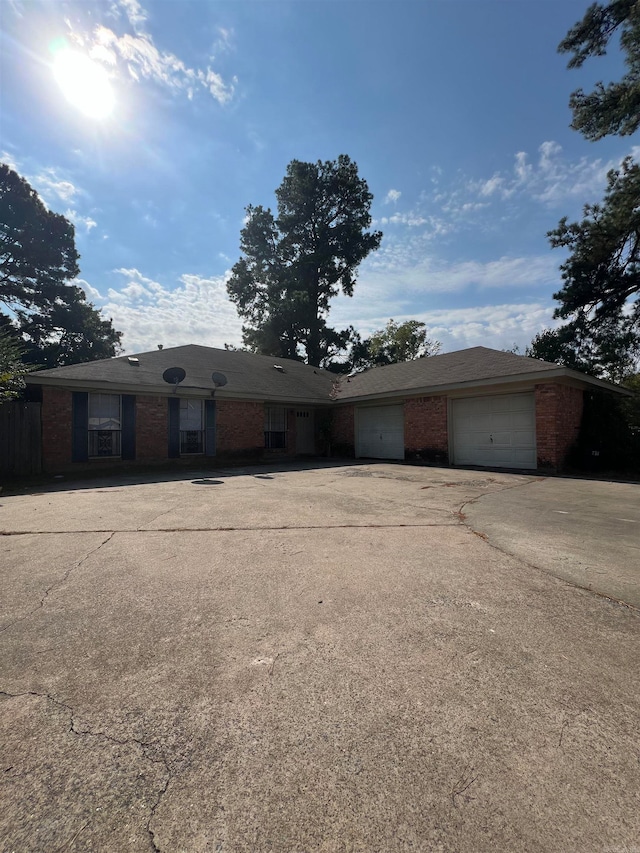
[26,374,333,404]
[334,366,630,403]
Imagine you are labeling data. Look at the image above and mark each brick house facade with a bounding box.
[27,345,624,475]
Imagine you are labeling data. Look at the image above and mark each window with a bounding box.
[88,393,121,457]
[180,399,204,454]
[265,406,287,449]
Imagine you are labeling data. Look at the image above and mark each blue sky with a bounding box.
[1,0,635,356]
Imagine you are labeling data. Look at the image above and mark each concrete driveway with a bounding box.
[1,462,639,852]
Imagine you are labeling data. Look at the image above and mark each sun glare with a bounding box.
[53,49,115,120]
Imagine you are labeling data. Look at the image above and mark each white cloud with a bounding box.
[378,211,427,227]
[329,250,560,352]
[422,302,555,353]
[114,0,148,31]
[478,174,504,197]
[514,151,532,185]
[334,296,555,355]
[100,268,243,353]
[364,236,559,295]
[469,141,617,208]
[65,209,97,232]
[78,10,236,105]
[214,27,234,54]
[2,158,99,227]
[75,278,103,301]
[420,139,632,242]
[1,150,19,171]
[384,189,402,204]
[27,166,80,205]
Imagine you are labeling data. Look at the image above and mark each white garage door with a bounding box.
[452,393,536,469]
[356,405,405,460]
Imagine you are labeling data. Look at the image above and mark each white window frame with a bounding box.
[179,399,204,455]
[264,406,287,449]
[88,393,121,458]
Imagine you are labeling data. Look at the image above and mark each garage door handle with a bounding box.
[490,434,493,443]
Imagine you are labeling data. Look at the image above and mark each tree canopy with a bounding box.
[0,327,29,401]
[0,163,122,368]
[546,157,640,377]
[544,1,640,378]
[226,155,382,367]
[355,319,441,370]
[526,320,639,381]
[559,0,640,140]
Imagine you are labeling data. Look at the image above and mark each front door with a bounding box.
[296,409,315,454]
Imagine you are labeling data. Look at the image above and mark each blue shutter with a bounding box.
[121,395,136,460]
[72,392,88,462]
[168,397,180,458]
[205,399,216,457]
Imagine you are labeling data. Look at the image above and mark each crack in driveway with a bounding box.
[0,532,115,634]
[0,688,174,852]
[1,522,458,535]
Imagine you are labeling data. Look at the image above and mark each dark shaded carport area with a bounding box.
[1,461,638,852]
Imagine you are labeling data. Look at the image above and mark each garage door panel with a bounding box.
[452,393,536,469]
[514,447,537,465]
[491,413,513,430]
[491,431,513,446]
[356,406,404,460]
[512,429,535,444]
[474,413,493,430]
[512,411,534,428]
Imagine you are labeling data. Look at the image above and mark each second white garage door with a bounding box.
[452,393,536,469]
[356,405,405,460]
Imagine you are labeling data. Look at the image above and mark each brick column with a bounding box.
[41,387,73,472]
[535,383,584,470]
[136,395,169,459]
[331,405,355,456]
[216,400,264,454]
[404,396,448,464]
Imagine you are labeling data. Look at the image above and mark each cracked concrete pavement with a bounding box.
[1,461,639,852]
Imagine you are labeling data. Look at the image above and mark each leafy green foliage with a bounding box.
[559,0,640,139]
[226,155,382,367]
[527,321,639,381]
[0,328,30,401]
[362,319,441,368]
[621,372,640,431]
[0,163,122,368]
[545,158,640,378]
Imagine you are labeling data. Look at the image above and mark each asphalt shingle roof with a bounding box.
[28,345,337,402]
[29,344,618,402]
[335,346,560,400]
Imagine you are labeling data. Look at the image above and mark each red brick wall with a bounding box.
[216,400,264,452]
[136,395,168,459]
[41,387,72,472]
[535,383,584,470]
[331,405,355,453]
[41,392,271,471]
[404,396,448,461]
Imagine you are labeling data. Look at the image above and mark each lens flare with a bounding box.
[53,48,115,120]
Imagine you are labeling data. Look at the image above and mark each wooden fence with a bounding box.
[0,402,42,476]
